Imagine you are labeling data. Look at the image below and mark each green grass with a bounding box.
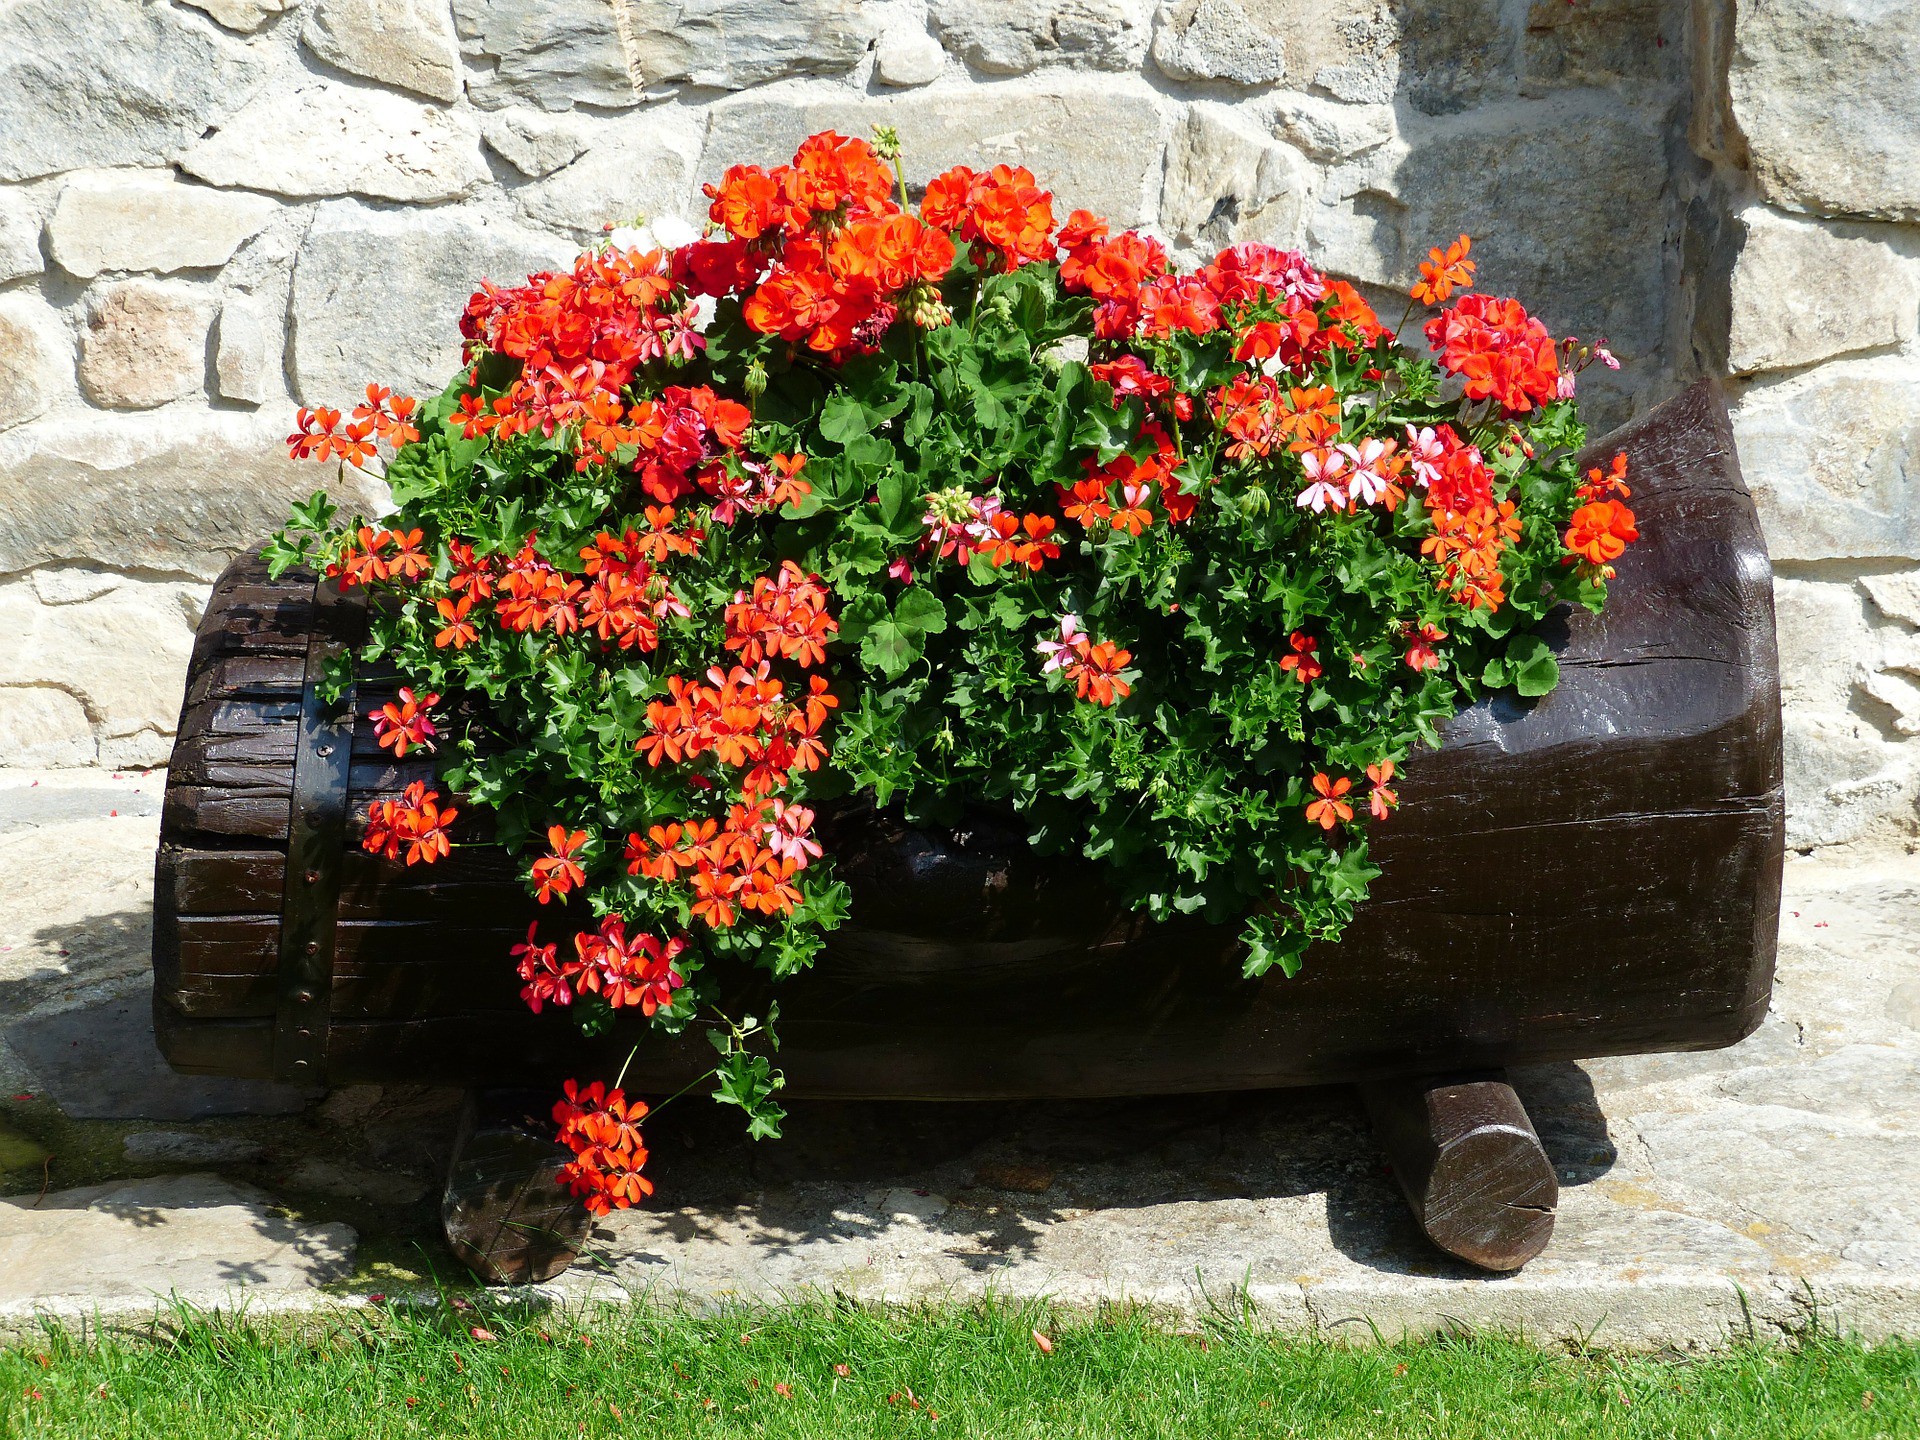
[1,1299,1913,1439]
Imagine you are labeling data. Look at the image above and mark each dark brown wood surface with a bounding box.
[152,379,1785,1097]
[441,1090,593,1285]
[1361,1072,1557,1271]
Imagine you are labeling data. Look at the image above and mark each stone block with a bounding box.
[1864,571,1920,630]
[77,280,214,411]
[0,689,94,768]
[1307,94,1669,385]
[215,300,276,407]
[290,200,574,405]
[180,81,489,204]
[0,574,203,765]
[179,0,294,31]
[1729,0,1920,222]
[874,23,947,87]
[704,78,1169,227]
[929,0,1152,74]
[1152,0,1403,102]
[1161,103,1308,252]
[0,191,44,285]
[1727,206,1917,375]
[124,1131,267,1166]
[47,171,278,279]
[481,108,592,177]
[1269,94,1396,163]
[623,0,881,93]
[1730,359,1920,562]
[0,409,388,580]
[0,0,270,183]
[303,0,464,103]
[453,0,637,110]
[0,295,66,435]
[1523,0,1675,90]
[512,111,704,240]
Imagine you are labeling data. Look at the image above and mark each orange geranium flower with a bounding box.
[369,687,439,756]
[1410,234,1474,306]
[1366,760,1399,820]
[530,826,589,904]
[361,781,458,865]
[1305,773,1354,830]
[1278,631,1322,684]
[1564,498,1640,569]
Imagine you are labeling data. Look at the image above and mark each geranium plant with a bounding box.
[270,129,1637,1214]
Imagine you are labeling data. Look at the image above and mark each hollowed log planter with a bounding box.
[152,380,1782,1281]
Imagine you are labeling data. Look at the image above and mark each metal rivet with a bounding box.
[292,1058,309,1070]
[315,743,333,757]
[297,1028,312,1040]
[294,989,315,1005]
[304,940,319,956]
[304,868,320,884]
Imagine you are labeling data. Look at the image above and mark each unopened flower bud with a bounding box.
[744,358,768,400]
[871,125,902,163]
[909,284,953,329]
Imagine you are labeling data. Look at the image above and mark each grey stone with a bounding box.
[704,78,1169,226]
[0,408,389,580]
[214,300,275,407]
[512,113,703,240]
[1728,207,1917,375]
[1161,103,1308,252]
[0,0,270,183]
[480,108,593,178]
[1269,94,1396,163]
[1731,359,1920,562]
[304,0,463,103]
[874,24,947,87]
[1523,0,1675,90]
[623,0,881,93]
[124,1131,266,1165]
[0,1176,354,1318]
[47,171,278,279]
[0,691,95,768]
[180,81,490,204]
[179,0,294,31]
[1153,0,1402,101]
[1399,0,1515,114]
[4,993,318,1120]
[77,280,215,410]
[453,0,637,111]
[1729,0,1920,222]
[0,191,44,285]
[0,295,65,435]
[286,1157,430,1205]
[290,200,573,405]
[0,776,161,833]
[929,0,1152,75]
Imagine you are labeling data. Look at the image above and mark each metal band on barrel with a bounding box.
[273,572,364,1083]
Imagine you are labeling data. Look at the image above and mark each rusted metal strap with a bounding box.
[274,573,365,1083]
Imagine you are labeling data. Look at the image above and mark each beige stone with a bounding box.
[929,0,1152,74]
[214,300,275,407]
[0,688,94,767]
[1728,207,1917,375]
[0,191,43,285]
[0,575,204,768]
[1731,359,1920,562]
[1729,0,1920,222]
[303,0,463,103]
[179,0,294,32]
[180,80,489,204]
[77,280,214,410]
[704,78,1169,227]
[623,0,881,93]
[0,295,66,434]
[0,409,388,580]
[512,112,703,239]
[47,171,277,279]
[453,0,637,110]
[1864,571,1920,630]
[1269,94,1396,163]
[1161,103,1309,251]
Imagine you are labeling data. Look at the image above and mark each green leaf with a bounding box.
[1506,634,1561,698]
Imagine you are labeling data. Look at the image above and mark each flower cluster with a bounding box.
[275,129,1639,1215]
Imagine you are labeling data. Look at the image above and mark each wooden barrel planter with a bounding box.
[151,379,1782,1280]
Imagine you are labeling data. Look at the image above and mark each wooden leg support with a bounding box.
[1360,1071,1558,1272]
[441,1089,593,1285]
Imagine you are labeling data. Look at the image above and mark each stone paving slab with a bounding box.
[0,768,1916,1347]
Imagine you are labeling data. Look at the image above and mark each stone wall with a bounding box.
[0,1,1911,848]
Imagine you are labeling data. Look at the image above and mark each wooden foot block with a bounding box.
[441,1089,592,1285]
[1360,1071,1558,1272]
